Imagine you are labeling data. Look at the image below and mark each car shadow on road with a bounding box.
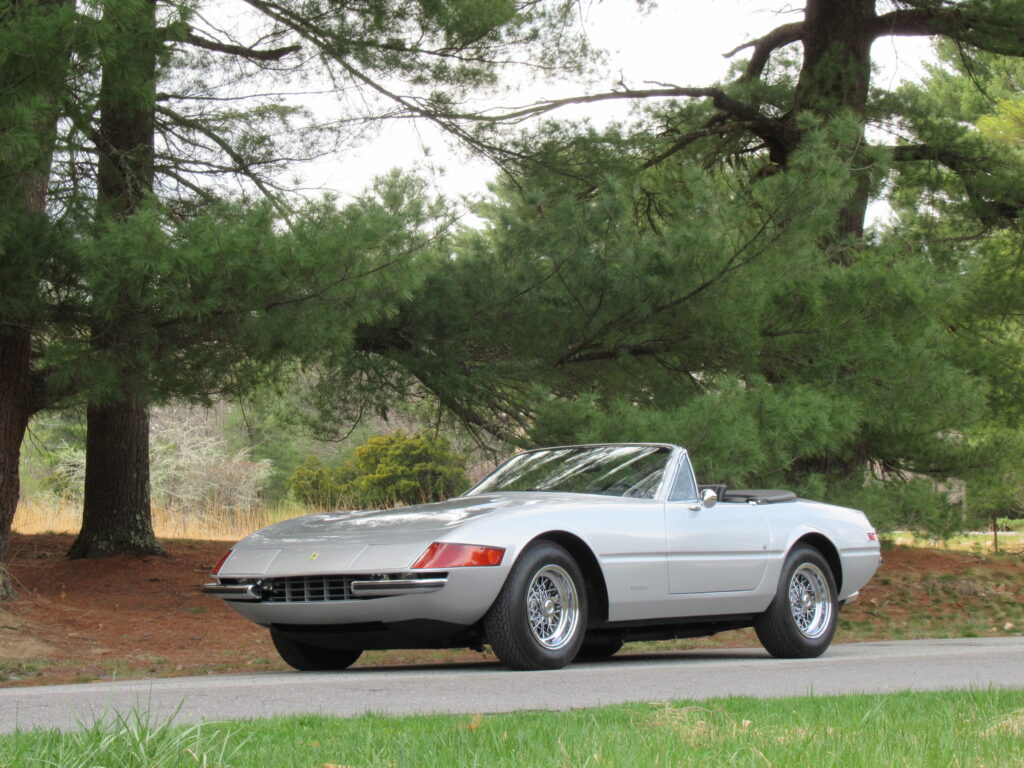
[336,647,771,674]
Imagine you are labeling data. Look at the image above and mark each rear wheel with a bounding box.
[484,541,587,670]
[754,545,837,658]
[270,631,362,671]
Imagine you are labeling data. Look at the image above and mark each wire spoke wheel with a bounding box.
[525,564,579,650]
[755,545,838,658]
[787,563,833,639]
[484,541,587,669]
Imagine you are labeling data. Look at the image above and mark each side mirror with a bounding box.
[701,488,718,508]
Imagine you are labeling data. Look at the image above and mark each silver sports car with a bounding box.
[203,443,881,671]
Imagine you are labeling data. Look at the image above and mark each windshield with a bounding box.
[467,445,672,499]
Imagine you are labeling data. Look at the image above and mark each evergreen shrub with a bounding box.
[288,431,467,509]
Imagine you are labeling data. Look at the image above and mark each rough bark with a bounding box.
[71,0,163,559]
[0,332,34,598]
[68,402,158,558]
[793,0,874,118]
[94,0,157,222]
[789,0,876,247]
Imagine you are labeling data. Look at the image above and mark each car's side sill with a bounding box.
[586,614,758,644]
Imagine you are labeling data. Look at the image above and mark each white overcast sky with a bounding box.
[296,1,935,204]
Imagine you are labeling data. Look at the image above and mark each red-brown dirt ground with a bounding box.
[1,533,1021,687]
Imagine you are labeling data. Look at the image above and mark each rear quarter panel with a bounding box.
[767,500,881,600]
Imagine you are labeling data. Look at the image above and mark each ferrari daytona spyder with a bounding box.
[202,443,881,671]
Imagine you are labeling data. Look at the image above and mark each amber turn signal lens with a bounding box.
[211,549,233,575]
[411,542,505,569]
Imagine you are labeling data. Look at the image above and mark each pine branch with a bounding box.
[155,104,285,209]
[872,5,1024,57]
[240,0,787,170]
[182,31,300,62]
[723,21,804,82]
[639,117,746,171]
[889,143,1024,223]
[156,166,220,204]
[454,86,768,127]
[239,0,488,149]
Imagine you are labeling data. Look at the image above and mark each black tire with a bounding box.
[575,637,624,661]
[270,631,362,671]
[754,545,838,658]
[484,541,588,670]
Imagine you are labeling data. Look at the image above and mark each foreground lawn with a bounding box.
[2,689,1023,767]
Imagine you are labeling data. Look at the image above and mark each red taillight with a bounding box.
[867,531,878,542]
[211,549,233,575]
[411,542,505,569]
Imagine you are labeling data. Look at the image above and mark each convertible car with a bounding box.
[203,443,881,671]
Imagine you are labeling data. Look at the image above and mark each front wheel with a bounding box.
[484,541,587,670]
[754,545,838,658]
[270,631,362,671]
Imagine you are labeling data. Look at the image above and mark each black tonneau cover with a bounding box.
[699,486,797,505]
[723,489,797,504]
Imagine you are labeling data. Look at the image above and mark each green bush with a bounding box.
[288,431,468,509]
[286,455,358,509]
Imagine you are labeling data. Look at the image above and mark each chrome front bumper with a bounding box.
[201,582,262,601]
[350,577,448,596]
[201,575,448,602]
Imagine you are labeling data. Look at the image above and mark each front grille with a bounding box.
[260,575,358,602]
[256,573,444,603]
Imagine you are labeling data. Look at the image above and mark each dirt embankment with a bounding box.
[1,533,1021,687]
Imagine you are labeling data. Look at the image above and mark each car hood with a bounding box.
[220,493,573,576]
[246,494,532,544]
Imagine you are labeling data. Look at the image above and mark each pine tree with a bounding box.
[0,0,76,596]
[0,0,593,579]
[334,1,1024,531]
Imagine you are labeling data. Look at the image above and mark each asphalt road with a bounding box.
[2,637,1022,733]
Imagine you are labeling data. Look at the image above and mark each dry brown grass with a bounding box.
[983,709,1024,738]
[888,531,1024,554]
[12,498,299,542]
[17,497,1024,553]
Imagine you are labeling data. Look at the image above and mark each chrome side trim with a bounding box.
[201,583,261,601]
[841,590,859,606]
[350,577,448,597]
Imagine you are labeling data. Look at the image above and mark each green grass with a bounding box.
[2,690,1023,767]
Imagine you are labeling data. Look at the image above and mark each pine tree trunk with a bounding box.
[0,331,33,598]
[74,0,161,559]
[791,0,875,248]
[781,0,877,481]
[68,402,160,558]
[794,0,874,118]
[0,0,75,595]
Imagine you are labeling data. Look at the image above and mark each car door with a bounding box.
[663,455,771,595]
